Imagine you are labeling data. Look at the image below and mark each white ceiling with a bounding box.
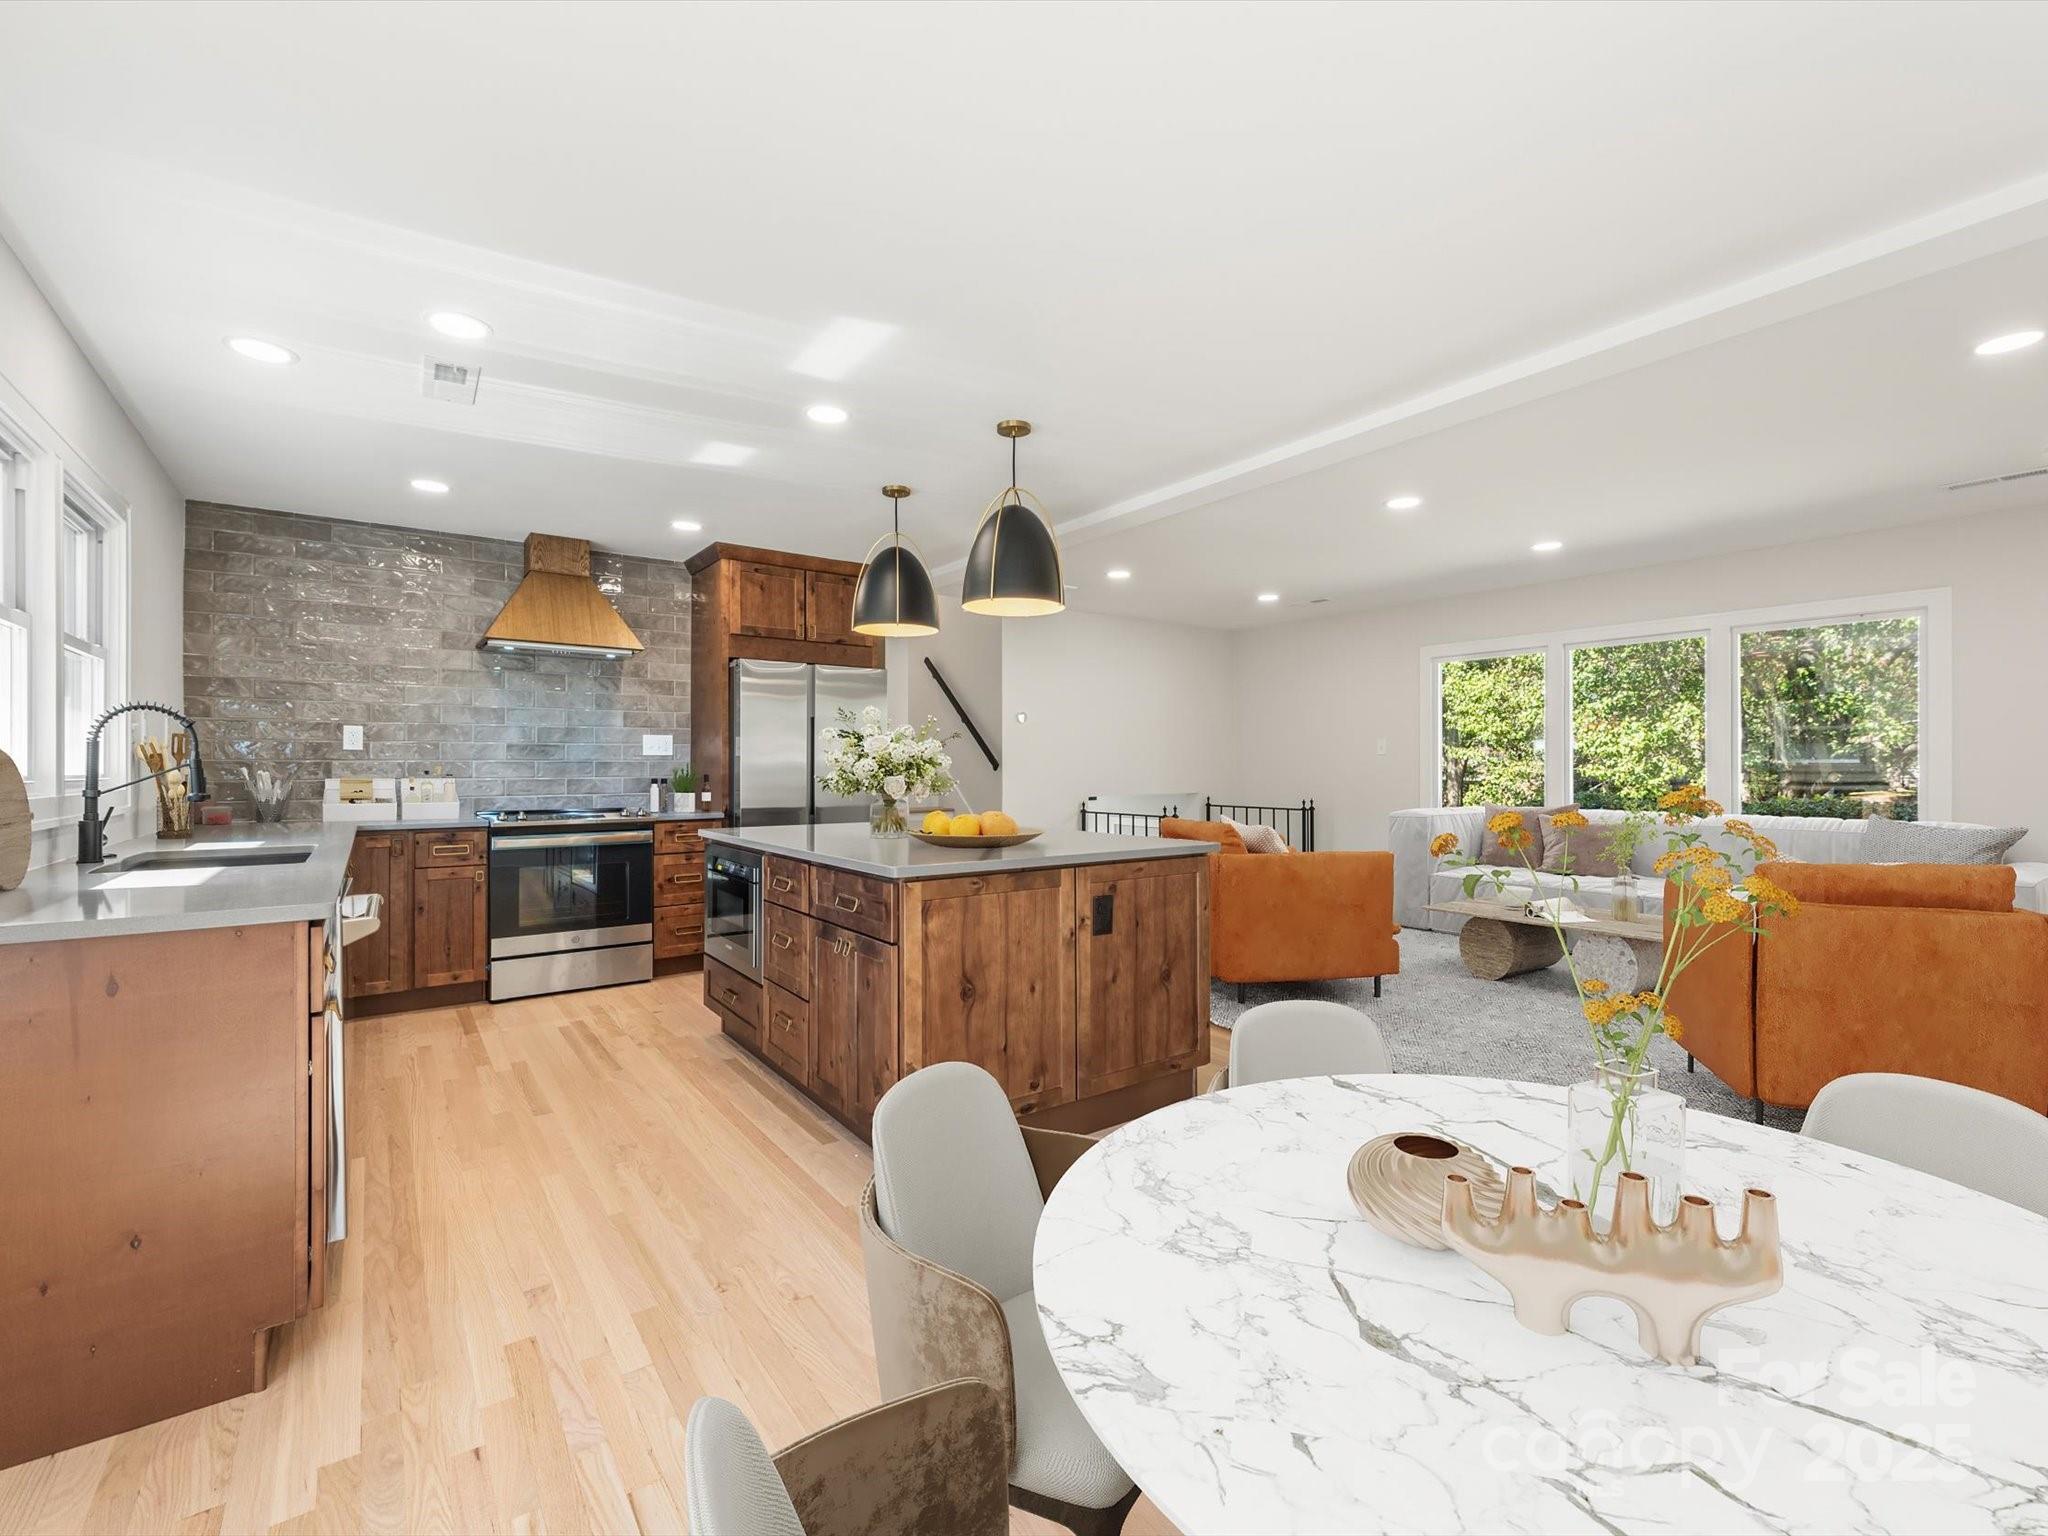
[2,1,2046,624]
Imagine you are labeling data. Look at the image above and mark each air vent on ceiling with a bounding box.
[1946,465,2048,491]
[422,356,483,404]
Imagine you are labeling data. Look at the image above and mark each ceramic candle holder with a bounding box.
[1440,1165,1783,1365]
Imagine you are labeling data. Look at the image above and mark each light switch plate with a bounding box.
[641,733,674,757]
[343,724,365,751]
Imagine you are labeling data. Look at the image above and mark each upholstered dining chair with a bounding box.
[861,1062,1140,1536]
[1210,998,1393,1091]
[1802,1072,2048,1218]
[685,1379,1010,1536]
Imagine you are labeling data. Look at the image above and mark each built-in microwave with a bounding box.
[704,847,763,980]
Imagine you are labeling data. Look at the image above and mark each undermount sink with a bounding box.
[113,847,317,871]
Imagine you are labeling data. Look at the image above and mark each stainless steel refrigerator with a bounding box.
[730,659,891,825]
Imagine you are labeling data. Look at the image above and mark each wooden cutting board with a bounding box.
[0,749,27,891]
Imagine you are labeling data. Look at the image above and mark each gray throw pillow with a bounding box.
[1859,819,2026,865]
[1478,804,1574,866]
[1539,814,1625,877]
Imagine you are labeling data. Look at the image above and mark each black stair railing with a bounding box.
[924,658,999,773]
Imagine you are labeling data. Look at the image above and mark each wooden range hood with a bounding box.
[480,534,644,658]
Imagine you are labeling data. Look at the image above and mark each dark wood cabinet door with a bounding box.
[900,870,1074,1115]
[1073,859,1207,1099]
[343,832,412,996]
[804,570,859,645]
[810,921,898,1122]
[734,562,807,640]
[413,863,487,987]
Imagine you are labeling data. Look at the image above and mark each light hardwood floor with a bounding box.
[0,973,1206,1535]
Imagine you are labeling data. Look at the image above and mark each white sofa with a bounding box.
[1388,807,2048,932]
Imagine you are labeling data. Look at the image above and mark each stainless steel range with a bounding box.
[480,806,656,1000]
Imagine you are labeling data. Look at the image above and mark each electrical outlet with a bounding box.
[641,733,674,757]
[1376,737,1388,756]
[343,724,365,751]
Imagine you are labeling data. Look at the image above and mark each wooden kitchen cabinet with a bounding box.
[1074,858,1208,1100]
[803,569,859,645]
[413,863,487,987]
[685,543,881,816]
[900,869,1076,1115]
[809,921,898,1124]
[734,561,808,640]
[342,831,412,996]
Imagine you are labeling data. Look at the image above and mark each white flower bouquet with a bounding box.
[817,706,956,836]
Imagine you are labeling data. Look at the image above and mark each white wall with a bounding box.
[0,231,185,865]
[1002,608,1238,833]
[890,596,1004,813]
[1232,502,2048,859]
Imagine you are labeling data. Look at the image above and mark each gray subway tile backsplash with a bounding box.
[184,502,693,820]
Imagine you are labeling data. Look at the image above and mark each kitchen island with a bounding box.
[698,824,1215,1136]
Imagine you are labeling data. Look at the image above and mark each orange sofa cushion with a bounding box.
[1160,817,1247,855]
[1761,861,2016,912]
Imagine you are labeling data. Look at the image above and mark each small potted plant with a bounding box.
[670,762,699,809]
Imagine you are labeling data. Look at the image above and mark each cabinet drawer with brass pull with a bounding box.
[764,902,814,998]
[763,982,811,1084]
[810,866,895,942]
[763,855,810,913]
[703,956,762,1048]
[411,828,486,867]
[654,851,705,906]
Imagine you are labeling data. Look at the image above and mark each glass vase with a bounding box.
[1609,870,1642,923]
[869,795,908,839]
[1567,1063,1685,1226]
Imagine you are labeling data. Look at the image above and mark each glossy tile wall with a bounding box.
[183,502,691,818]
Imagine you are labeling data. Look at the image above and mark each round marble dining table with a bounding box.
[1032,1074,2048,1535]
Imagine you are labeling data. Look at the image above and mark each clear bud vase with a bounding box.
[869,795,908,839]
[1568,1062,1685,1227]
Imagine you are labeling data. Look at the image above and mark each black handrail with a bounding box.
[924,658,999,772]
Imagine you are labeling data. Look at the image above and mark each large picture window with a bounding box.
[1570,636,1706,810]
[1425,593,1944,822]
[1439,652,1544,806]
[1739,616,1919,819]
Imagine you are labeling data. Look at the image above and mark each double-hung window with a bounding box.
[0,435,27,769]
[60,498,111,785]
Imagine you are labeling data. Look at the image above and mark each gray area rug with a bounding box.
[1210,929,1804,1132]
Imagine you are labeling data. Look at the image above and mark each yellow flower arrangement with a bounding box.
[1701,891,1747,925]
[1580,977,1609,995]
[1486,810,1526,835]
[1550,808,1589,830]
[1429,831,1460,858]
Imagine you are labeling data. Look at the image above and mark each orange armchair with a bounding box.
[1160,819,1400,997]
[1665,863,2048,1117]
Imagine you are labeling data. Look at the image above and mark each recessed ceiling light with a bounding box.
[1385,495,1423,512]
[805,403,849,425]
[1531,540,1564,553]
[693,442,756,468]
[1974,329,2043,356]
[227,337,296,365]
[671,518,702,532]
[429,311,492,341]
[1256,592,1280,603]
[1106,569,1132,581]
[409,478,450,494]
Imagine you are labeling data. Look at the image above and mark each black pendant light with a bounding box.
[852,484,941,638]
[961,419,1065,618]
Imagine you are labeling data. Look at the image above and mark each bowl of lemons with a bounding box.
[909,809,1042,848]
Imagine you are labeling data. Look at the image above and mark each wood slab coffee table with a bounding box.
[1428,897,1664,988]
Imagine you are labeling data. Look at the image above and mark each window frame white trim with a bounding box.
[1420,588,1952,820]
[0,363,137,832]
[58,477,128,789]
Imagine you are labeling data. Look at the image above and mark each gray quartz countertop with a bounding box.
[0,821,360,945]
[700,823,1213,880]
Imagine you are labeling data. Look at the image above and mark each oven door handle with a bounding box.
[492,830,654,849]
